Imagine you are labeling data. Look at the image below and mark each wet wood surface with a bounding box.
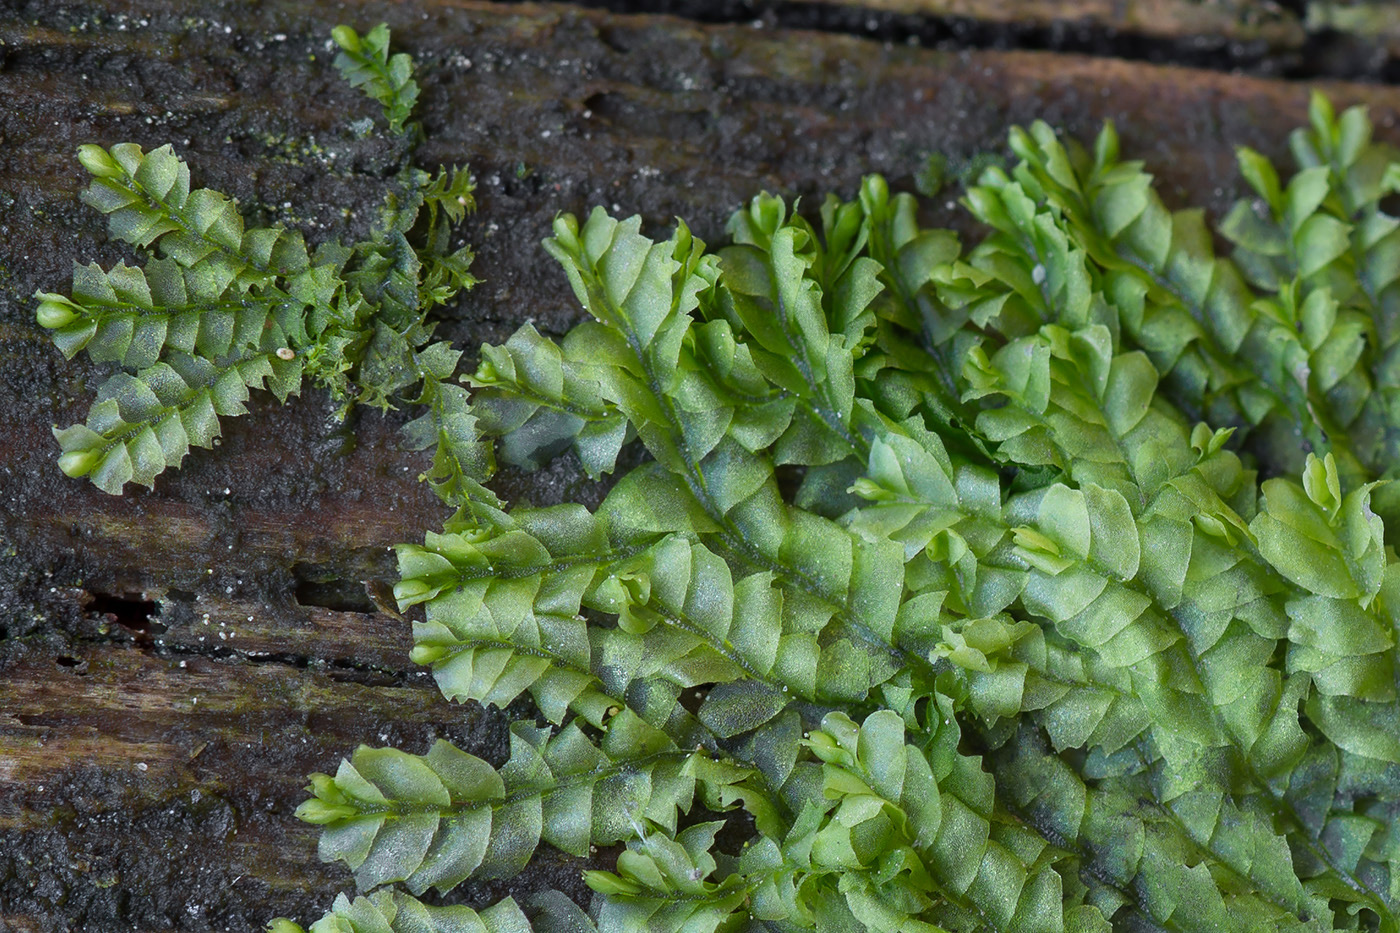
[791,0,1306,47]
[4,0,1400,929]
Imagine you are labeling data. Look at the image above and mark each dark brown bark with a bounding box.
[3,1,1400,930]
[796,0,1306,47]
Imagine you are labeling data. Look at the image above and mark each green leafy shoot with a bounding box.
[331,24,421,137]
[267,889,581,933]
[49,73,1395,933]
[37,26,484,500]
[292,94,1400,933]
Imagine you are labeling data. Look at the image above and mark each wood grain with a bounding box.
[791,0,1305,47]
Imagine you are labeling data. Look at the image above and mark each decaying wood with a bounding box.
[793,0,1306,48]
[4,0,1400,929]
[1307,2,1400,56]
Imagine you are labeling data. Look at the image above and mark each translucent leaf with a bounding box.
[333,24,421,135]
[299,726,720,895]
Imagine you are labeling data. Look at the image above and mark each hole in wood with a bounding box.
[292,564,376,614]
[56,655,88,674]
[85,591,162,635]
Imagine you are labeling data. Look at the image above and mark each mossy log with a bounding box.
[3,0,1400,929]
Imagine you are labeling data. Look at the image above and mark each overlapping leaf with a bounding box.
[396,498,890,736]
[584,822,755,933]
[999,118,1369,485]
[297,716,714,895]
[41,28,484,498]
[993,724,1335,932]
[54,348,301,493]
[1221,92,1400,533]
[269,889,556,933]
[467,323,626,477]
[151,89,1400,932]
